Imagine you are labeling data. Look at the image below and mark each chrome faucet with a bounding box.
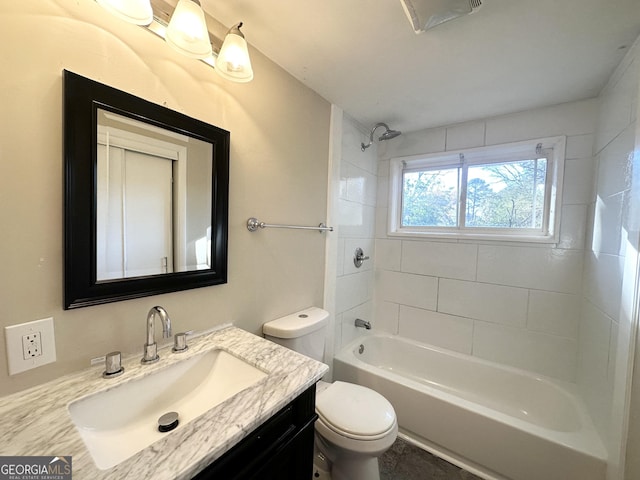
[142,306,172,364]
[355,318,371,330]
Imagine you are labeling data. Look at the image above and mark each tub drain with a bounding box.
[158,412,179,433]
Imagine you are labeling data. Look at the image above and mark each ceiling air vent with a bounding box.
[400,0,483,34]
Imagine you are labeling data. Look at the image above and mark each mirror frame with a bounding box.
[63,70,229,309]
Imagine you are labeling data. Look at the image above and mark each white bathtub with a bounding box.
[333,333,607,480]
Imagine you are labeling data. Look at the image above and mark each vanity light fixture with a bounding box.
[215,22,253,83]
[96,0,154,25]
[165,0,212,59]
[95,0,254,83]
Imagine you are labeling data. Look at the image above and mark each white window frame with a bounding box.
[388,136,566,243]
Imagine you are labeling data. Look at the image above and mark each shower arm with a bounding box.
[361,122,395,151]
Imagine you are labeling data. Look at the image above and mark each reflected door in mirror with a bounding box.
[97,144,174,280]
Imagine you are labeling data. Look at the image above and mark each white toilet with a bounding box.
[263,307,398,480]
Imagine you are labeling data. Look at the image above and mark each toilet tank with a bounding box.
[263,307,329,362]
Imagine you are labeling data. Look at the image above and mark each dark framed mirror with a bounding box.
[64,70,229,309]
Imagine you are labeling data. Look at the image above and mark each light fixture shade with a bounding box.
[165,0,212,59]
[215,23,254,83]
[97,0,154,25]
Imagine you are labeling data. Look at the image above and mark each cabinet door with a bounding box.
[193,386,316,480]
[248,419,315,479]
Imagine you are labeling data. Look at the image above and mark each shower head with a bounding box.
[361,123,402,151]
[379,128,402,141]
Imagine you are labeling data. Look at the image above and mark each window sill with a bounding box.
[387,228,559,244]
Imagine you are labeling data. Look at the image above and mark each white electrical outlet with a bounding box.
[22,332,42,359]
[5,317,56,375]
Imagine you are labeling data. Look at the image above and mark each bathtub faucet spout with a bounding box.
[355,318,371,330]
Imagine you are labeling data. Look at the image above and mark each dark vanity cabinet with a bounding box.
[193,385,317,480]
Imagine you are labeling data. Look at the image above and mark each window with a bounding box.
[389,136,565,242]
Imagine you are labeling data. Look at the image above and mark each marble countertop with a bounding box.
[0,325,328,479]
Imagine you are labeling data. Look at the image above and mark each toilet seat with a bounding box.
[316,381,396,441]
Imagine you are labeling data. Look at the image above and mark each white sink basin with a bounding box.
[68,348,268,470]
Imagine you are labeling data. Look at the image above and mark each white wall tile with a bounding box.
[562,157,595,205]
[375,239,402,271]
[592,193,625,256]
[376,174,389,208]
[557,204,588,250]
[595,57,638,152]
[375,206,389,239]
[377,270,438,311]
[622,188,639,235]
[527,290,580,339]
[378,159,390,178]
[333,312,344,355]
[577,300,613,391]
[401,241,478,280]
[336,238,345,276]
[342,117,377,174]
[477,245,583,294]
[338,199,376,238]
[445,121,486,150]
[342,162,377,206]
[608,320,619,383]
[340,301,374,348]
[473,321,577,381]
[399,306,473,354]
[576,304,615,442]
[374,300,400,334]
[583,252,624,319]
[595,123,635,197]
[485,99,598,146]
[379,128,446,160]
[438,279,528,326]
[336,271,374,314]
[338,174,348,199]
[565,134,594,159]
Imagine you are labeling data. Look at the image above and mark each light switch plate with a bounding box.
[5,317,57,375]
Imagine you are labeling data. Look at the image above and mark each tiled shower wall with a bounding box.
[582,39,640,465]
[373,99,599,382]
[333,115,378,352]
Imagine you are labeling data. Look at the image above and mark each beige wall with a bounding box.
[0,0,331,395]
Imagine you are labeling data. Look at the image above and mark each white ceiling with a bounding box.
[207,0,640,134]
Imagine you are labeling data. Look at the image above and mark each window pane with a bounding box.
[465,158,547,229]
[402,168,459,227]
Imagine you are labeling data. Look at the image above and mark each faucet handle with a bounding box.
[172,332,189,353]
[354,247,370,268]
[103,351,124,378]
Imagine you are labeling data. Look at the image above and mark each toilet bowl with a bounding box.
[314,381,398,480]
[262,307,398,480]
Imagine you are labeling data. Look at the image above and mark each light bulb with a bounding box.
[215,23,253,83]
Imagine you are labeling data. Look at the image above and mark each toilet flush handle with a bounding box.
[353,248,370,268]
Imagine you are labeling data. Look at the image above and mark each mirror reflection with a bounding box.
[96,109,213,281]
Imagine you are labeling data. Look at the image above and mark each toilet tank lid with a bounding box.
[263,307,329,339]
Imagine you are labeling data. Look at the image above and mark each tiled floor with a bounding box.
[380,438,483,480]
